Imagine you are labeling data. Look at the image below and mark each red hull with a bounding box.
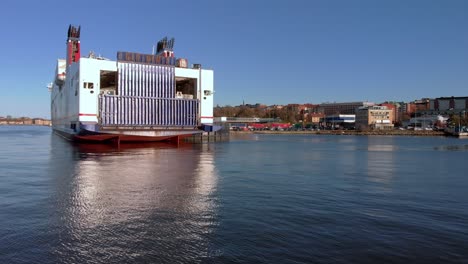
[53,127,203,146]
[73,134,189,145]
[53,129,191,146]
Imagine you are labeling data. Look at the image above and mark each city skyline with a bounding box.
[4,95,464,119]
[1,0,467,118]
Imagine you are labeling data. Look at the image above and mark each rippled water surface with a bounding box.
[1,126,468,263]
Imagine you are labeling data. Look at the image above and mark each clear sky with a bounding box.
[1,0,467,118]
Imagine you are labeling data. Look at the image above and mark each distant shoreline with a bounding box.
[0,124,51,127]
[0,125,448,136]
[231,130,446,137]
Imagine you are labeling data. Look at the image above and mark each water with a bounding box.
[1,126,468,263]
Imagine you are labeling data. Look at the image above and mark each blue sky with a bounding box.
[1,0,467,118]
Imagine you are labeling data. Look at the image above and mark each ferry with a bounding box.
[50,25,218,144]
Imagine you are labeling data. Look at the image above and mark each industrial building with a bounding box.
[319,101,374,115]
[320,115,355,129]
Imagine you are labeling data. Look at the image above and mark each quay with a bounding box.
[186,123,230,143]
[233,130,446,137]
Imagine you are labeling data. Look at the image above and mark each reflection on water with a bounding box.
[434,144,468,151]
[3,127,468,263]
[49,141,218,262]
[367,144,398,152]
[365,137,395,188]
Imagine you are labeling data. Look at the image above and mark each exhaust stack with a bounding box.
[66,25,81,66]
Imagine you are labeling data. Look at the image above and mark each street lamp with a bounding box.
[460,110,466,132]
[422,112,425,129]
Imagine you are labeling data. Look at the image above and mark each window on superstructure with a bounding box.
[84,82,94,89]
[175,77,197,99]
[100,71,117,96]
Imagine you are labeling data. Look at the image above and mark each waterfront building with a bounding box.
[409,115,448,128]
[33,119,52,126]
[355,105,394,130]
[379,102,399,124]
[320,114,355,129]
[300,104,323,124]
[309,113,325,124]
[319,101,374,115]
[406,98,430,116]
[407,97,468,129]
[427,96,468,116]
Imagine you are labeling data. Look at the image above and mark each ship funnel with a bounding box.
[66,25,81,66]
[155,37,175,57]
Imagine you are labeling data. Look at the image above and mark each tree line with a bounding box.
[214,105,303,123]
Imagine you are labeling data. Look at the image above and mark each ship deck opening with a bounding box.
[175,77,197,99]
[100,70,117,95]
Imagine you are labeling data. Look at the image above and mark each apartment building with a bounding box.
[428,96,468,116]
[355,105,394,130]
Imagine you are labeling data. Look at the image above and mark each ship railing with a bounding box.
[99,95,199,127]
